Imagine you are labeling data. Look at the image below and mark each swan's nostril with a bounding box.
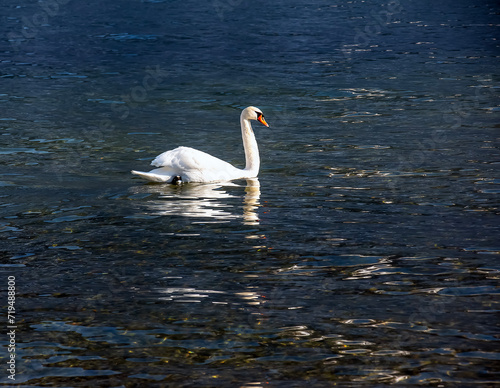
[257,115,269,127]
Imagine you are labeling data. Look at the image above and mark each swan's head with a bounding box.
[242,106,269,127]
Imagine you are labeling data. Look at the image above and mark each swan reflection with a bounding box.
[130,178,261,225]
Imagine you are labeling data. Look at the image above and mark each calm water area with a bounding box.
[1,0,499,386]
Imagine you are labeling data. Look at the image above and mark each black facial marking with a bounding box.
[171,176,182,185]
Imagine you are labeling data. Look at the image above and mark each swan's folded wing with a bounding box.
[150,146,244,182]
[151,146,234,171]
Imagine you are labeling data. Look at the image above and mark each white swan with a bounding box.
[131,106,269,183]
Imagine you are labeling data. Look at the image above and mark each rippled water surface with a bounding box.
[1,0,499,386]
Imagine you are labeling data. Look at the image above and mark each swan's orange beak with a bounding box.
[257,115,269,127]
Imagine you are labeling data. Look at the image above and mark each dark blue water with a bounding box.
[1,0,499,386]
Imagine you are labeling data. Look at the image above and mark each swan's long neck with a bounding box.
[240,116,260,175]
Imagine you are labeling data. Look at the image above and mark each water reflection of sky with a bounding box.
[1,0,498,385]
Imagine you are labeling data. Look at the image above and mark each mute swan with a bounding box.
[131,106,269,184]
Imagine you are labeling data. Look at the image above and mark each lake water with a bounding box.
[1,0,499,386]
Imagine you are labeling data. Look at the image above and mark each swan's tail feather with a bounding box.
[131,170,172,183]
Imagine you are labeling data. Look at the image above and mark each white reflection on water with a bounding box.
[130,178,260,225]
[155,287,265,306]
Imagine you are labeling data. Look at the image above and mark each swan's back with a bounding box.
[151,146,243,183]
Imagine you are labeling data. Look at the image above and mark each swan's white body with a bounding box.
[131,106,269,183]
